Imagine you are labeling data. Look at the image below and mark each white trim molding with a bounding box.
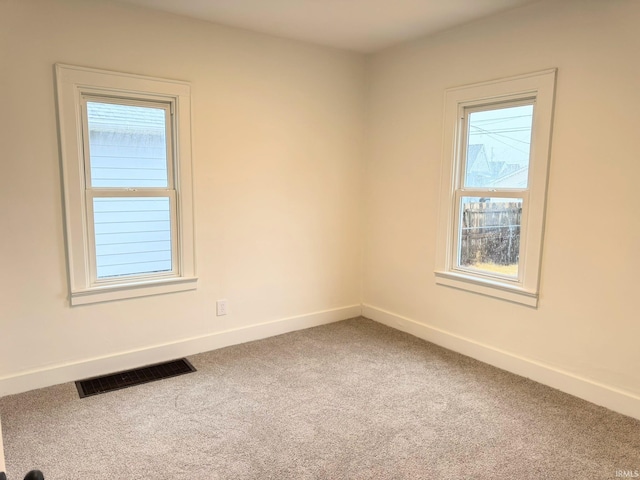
[435,69,557,307]
[362,304,640,421]
[55,64,197,306]
[0,305,362,397]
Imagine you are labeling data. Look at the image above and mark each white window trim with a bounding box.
[55,64,197,305]
[435,69,557,307]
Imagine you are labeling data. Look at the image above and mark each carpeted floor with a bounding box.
[1,317,638,479]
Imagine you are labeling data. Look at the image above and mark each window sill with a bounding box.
[70,277,198,306]
[434,270,538,307]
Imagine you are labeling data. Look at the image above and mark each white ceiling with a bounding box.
[113,0,542,53]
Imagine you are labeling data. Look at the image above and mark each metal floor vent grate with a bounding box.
[76,358,196,398]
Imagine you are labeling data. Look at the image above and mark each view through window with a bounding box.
[457,103,533,279]
[85,100,174,280]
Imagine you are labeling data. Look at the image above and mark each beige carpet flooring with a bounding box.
[0,317,638,479]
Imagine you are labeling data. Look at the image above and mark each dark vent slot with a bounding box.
[76,358,196,398]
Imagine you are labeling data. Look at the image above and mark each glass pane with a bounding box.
[464,104,533,188]
[86,102,168,188]
[93,197,172,279]
[458,197,522,277]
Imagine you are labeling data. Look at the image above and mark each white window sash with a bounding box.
[80,95,176,190]
[85,190,179,286]
[451,190,529,285]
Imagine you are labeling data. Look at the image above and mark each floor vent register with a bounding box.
[76,358,196,398]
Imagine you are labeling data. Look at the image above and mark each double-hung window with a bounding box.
[56,65,196,305]
[435,70,556,307]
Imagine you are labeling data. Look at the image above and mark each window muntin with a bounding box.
[435,69,556,307]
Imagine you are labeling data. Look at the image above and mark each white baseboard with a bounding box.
[5,303,638,422]
[0,305,362,397]
[363,304,640,421]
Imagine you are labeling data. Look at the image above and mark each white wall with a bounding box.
[363,0,640,417]
[0,0,365,392]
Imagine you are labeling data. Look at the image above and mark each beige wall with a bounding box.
[363,0,640,401]
[0,0,365,385]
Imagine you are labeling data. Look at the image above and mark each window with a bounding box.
[435,70,556,307]
[56,64,196,305]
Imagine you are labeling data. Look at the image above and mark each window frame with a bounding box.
[55,64,197,306]
[81,96,178,285]
[453,98,534,285]
[435,69,556,307]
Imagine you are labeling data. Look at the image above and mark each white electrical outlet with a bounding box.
[216,299,228,316]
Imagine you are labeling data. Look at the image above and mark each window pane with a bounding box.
[86,102,168,188]
[464,104,533,188]
[458,197,522,277]
[93,197,172,279]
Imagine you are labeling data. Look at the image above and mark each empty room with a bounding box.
[1,0,639,478]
